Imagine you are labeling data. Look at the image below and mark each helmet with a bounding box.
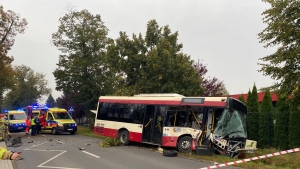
[0,114,5,118]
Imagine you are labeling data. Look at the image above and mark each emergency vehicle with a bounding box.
[6,110,27,132]
[24,106,77,135]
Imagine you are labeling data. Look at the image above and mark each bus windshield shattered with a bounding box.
[213,108,247,139]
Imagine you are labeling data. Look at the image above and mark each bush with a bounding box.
[99,138,123,148]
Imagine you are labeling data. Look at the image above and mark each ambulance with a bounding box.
[32,107,77,135]
[6,110,27,132]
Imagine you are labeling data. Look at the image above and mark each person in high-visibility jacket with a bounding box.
[25,116,31,135]
[0,114,8,141]
[31,116,37,136]
[0,146,20,160]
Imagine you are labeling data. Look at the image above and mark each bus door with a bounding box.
[151,106,165,144]
[142,105,155,142]
[205,108,216,137]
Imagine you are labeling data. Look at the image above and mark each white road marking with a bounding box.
[24,141,82,169]
[82,151,100,158]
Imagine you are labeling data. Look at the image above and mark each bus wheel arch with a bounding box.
[118,128,130,146]
[177,134,193,153]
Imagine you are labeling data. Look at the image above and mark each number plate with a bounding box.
[245,150,254,153]
[68,129,73,131]
[18,127,23,129]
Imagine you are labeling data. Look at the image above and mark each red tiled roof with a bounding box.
[230,91,278,102]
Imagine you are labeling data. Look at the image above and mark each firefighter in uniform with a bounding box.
[0,114,10,141]
[0,146,21,160]
[0,114,5,141]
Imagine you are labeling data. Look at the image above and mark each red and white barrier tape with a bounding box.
[199,147,300,169]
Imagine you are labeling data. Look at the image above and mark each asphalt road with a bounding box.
[5,132,237,169]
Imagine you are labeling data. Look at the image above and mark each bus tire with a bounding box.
[163,149,178,157]
[177,136,192,153]
[119,130,130,145]
[52,128,58,135]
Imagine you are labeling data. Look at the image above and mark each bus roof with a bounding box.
[98,94,229,107]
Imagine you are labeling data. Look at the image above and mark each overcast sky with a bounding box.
[2,0,276,100]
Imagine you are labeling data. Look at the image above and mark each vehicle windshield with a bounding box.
[213,108,247,138]
[9,113,27,120]
[53,112,72,119]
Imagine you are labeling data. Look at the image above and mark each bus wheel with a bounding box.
[177,136,192,153]
[119,130,130,145]
[52,128,58,135]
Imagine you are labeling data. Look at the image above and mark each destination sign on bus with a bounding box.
[181,98,205,104]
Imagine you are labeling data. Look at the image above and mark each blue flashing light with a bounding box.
[4,110,8,113]
[44,106,49,109]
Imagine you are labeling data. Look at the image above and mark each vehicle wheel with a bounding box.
[177,136,192,153]
[163,149,178,157]
[70,131,76,135]
[119,130,130,145]
[52,128,58,135]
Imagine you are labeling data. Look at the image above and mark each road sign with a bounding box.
[68,106,75,112]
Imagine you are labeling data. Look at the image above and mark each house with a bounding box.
[230,91,278,107]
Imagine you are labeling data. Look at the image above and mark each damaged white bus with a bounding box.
[93,93,257,157]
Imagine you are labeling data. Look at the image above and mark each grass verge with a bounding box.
[76,125,106,139]
[76,126,299,168]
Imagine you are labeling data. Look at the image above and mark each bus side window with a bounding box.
[97,103,108,120]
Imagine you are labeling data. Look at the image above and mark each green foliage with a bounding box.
[0,5,27,111]
[46,94,55,107]
[258,0,300,95]
[99,137,123,148]
[274,95,290,150]
[238,94,245,103]
[247,85,259,141]
[107,20,203,96]
[52,9,117,110]
[289,88,300,148]
[3,65,51,109]
[259,90,274,148]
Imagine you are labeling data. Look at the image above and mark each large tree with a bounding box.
[274,95,290,150]
[193,60,226,96]
[108,20,203,96]
[258,90,274,148]
[3,65,51,109]
[0,6,27,111]
[45,94,56,107]
[258,0,300,95]
[247,84,260,142]
[52,9,116,110]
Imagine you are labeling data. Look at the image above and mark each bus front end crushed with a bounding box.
[209,133,257,158]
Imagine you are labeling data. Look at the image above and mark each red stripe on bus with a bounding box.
[98,99,181,105]
[161,136,178,147]
[93,126,143,143]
